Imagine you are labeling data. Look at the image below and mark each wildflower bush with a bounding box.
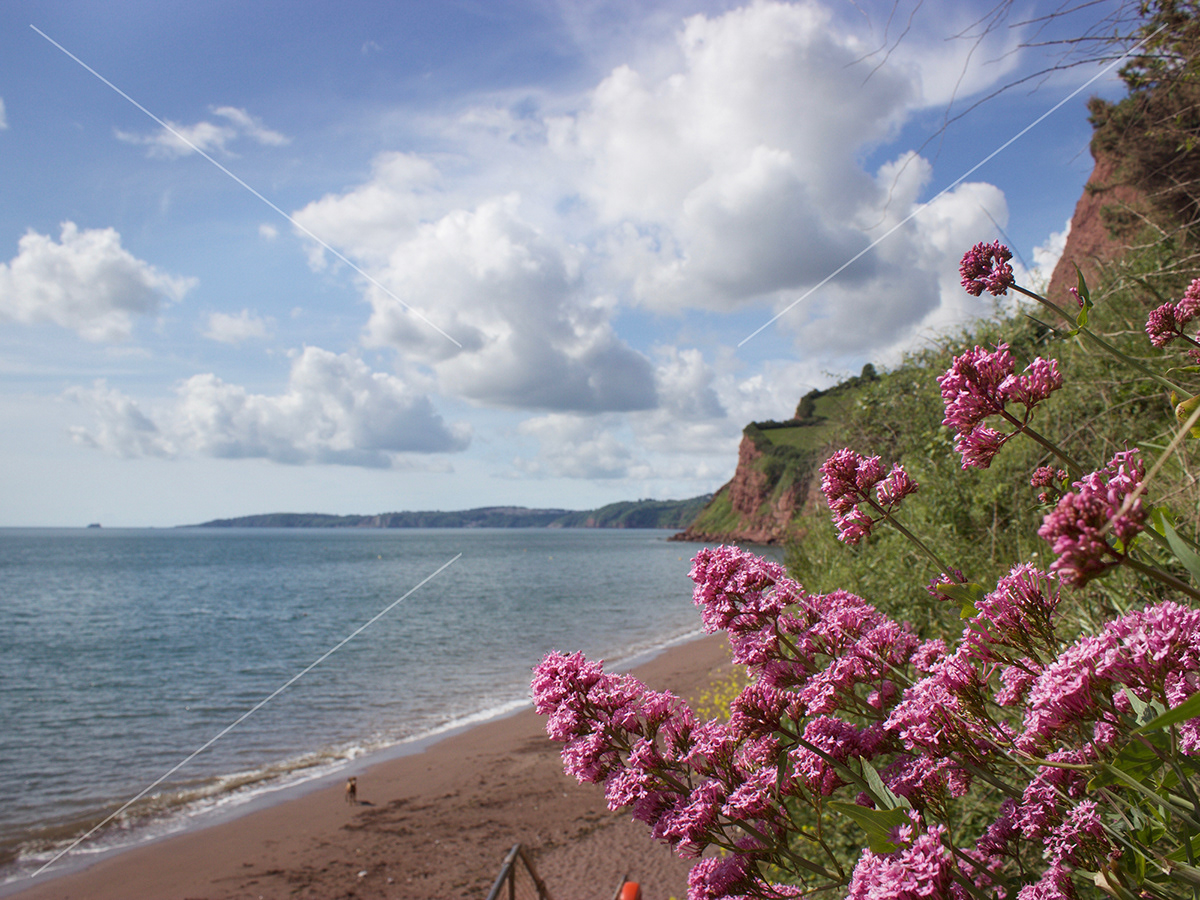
[532,243,1200,899]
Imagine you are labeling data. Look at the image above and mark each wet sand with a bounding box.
[6,635,734,900]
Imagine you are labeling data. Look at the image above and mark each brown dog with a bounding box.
[345,776,357,805]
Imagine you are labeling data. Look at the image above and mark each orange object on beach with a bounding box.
[618,882,642,900]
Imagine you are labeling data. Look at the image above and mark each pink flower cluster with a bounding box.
[1145,277,1200,348]
[820,449,918,543]
[535,536,1200,899]
[846,821,956,900]
[1036,449,1146,586]
[1016,600,1200,754]
[960,241,1015,297]
[967,564,1062,662]
[1029,466,1067,504]
[938,344,1063,468]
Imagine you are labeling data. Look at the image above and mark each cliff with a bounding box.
[1045,147,1147,302]
[671,434,812,545]
[671,369,876,545]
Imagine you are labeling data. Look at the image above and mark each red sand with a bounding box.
[7,636,734,900]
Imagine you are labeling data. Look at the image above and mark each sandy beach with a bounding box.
[5,635,733,900]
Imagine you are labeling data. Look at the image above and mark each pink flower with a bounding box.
[886,648,993,757]
[1146,302,1180,347]
[821,449,919,543]
[1017,601,1200,752]
[687,853,752,900]
[881,755,960,808]
[1016,863,1076,900]
[1037,450,1146,586]
[1046,800,1109,867]
[938,344,1063,469]
[876,463,919,507]
[655,778,727,856]
[688,545,795,635]
[790,716,877,796]
[939,344,1014,432]
[1179,278,1200,321]
[729,682,787,739]
[846,823,956,900]
[966,564,1061,660]
[722,765,777,820]
[1146,278,1200,348]
[911,639,948,673]
[960,240,1015,296]
[975,799,1019,858]
[1030,466,1067,503]
[996,662,1038,706]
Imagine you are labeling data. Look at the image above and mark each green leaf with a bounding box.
[1089,732,1171,789]
[1166,831,1200,864]
[1135,691,1200,736]
[1122,687,1165,727]
[827,801,911,854]
[1165,859,1200,888]
[935,582,986,618]
[857,758,910,811]
[1073,264,1094,329]
[1152,509,1200,585]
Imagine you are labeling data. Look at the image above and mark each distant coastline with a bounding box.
[187,495,711,530]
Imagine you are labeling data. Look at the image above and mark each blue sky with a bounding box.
[0,0,1130,526]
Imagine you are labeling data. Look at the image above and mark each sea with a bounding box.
[0,526,747,889]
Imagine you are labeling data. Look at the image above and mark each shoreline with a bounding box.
[3,633,733,900]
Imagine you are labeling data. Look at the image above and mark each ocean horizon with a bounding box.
[0,526,748,887]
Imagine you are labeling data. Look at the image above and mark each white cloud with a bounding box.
[512,347,812,485]
[732,148,1011,366]
[285,0,1035,424]
[67,347,470,467]
[259,223,279,240]
[203,309,273,344]
[0,97,7,130]
[65,380,177,458]
[876,1,1024,108]
[516,414,637,479]
[297,187,658,413]
[1024,219,1071,294]
[549,0,914,311]
[116,106,289,158]
[0,222,195,341]
[266,0,1038,486]
[652,346,726,421]
[209,106,290,147]
[293,152,443,269]
[534,0,1027,362]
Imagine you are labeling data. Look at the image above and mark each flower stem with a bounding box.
[1121,554,1200,601]
[864,498,956,577]
[997,409,1083,478]
[1011,284,1193,398]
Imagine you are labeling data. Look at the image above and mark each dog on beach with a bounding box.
[345,776,357,805]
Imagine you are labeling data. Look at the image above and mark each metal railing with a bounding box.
[485,844,553,900]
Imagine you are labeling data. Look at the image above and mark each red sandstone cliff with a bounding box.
[1046,149,1146,302]
[672,434,811,545]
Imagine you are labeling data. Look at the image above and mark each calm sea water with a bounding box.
[0,527,732,885]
